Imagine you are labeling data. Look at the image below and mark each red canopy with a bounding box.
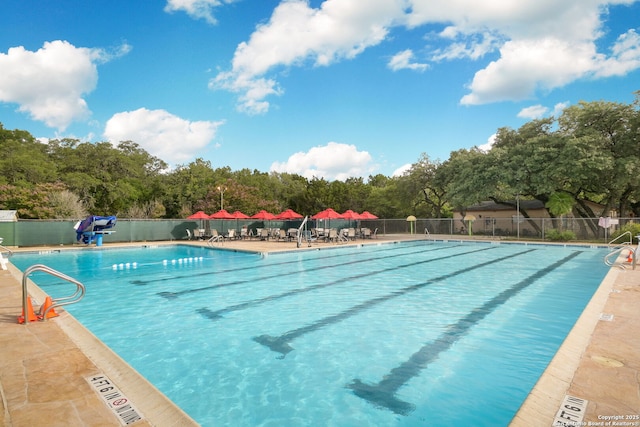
[187,211,209,219]
[230,210,250,219]
[275,209,303,220]
[251,210,276,220]
[209,209,235,219]
[359,211,378,219]
[312,208,344,220]
[341,209,362,220]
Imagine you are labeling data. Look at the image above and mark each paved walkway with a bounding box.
[0,236,638,426]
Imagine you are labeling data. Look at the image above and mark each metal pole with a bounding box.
[516,193,520,240]
[217,185,226,210]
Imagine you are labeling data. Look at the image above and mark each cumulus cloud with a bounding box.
[211,0,405,114]
[518,104,549,119]
[392,163,412,177]
[270,141,374,181]
[0,40,129,131]
[164,0,237,24]
[212,0,640,112]
[478,133,496,152]
[388,49,428,71]
[103,108,224,165]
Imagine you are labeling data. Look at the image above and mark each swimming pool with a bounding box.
[12,241,610,426]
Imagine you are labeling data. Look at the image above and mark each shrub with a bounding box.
[546,229,576,241]
[610,223,640,243]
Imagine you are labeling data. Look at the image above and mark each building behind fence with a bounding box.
[0,217,632,247]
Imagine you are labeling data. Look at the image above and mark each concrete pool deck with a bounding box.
[0,235,638,426]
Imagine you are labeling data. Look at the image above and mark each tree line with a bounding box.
[0,93,638,220]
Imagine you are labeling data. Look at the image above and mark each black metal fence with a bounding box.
[0,217,632,247]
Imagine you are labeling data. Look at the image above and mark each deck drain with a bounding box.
[591,355,624,368]
[599,313,614,321]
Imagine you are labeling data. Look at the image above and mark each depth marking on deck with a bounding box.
[552,394,588,426]
[346,251,582,415]
[86,374,144,425]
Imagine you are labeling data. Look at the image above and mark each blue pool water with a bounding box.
[12,241,610,426]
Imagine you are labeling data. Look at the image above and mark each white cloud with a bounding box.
[164,0,237,24]
[518,104,549,119]
[553,101,570,116]
[477,133,496,152]
[270,141,375,181]
[211,0,405,114]
[103,108,224,165]
[0,40,129,131]
[213,0,640,112]
[388,49,428,71]
[392,163,412,177]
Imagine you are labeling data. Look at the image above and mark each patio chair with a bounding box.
[227,229,236,240]
[259,228,270,241]
[347,228,356,240]
[362,228,371,239]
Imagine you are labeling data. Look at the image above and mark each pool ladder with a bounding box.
[21,264,86,324]
[604,231,636,270]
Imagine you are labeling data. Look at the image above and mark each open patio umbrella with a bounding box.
[341,209,362,220]
[311,208,344,233]
[187,210,209,219]
[209,209,235,219]
[230,210,250,234]
[251,210,276,220]
[187,210,210,233]
[275,208,303,220]
[359,211,378,219]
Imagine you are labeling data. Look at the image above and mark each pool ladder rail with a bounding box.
[19,264,86,324]
[604,231,637,270]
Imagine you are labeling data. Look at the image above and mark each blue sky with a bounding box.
[1,1,639,180]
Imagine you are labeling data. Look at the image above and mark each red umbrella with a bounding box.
[360,211,378,219]
[251,210,276,220]
[341,209,362,220]
[275,208,303,220]
[230,210,250,219]
[187,211,209,219]
[311,208,344,220]
[209,209,235,219]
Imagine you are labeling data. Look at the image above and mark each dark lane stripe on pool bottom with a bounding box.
[197,246,494,321]
[253,248,537,358]
[160,244,466,300]
[346,250,582,416]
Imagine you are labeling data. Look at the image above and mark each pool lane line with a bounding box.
[158,244,465,300]
[253,248,537,358]
[196,246,495,320]
[346,250,583,416]
[132,240,433,286]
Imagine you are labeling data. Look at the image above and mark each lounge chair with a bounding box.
[227,229,236,240]
[362,228,371,239]
[186,229,193,240]
[347,228,356,240]
[259,228,270,240]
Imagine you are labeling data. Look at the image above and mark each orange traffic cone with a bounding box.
[39,296,59,319]
[18,297,38,324]
[627,250,634,263]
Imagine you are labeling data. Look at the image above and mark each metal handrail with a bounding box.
[608,231,632,247]
[21,264,85,323]
[297,215,309,248]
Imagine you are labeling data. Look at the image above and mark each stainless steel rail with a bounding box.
[21,264,86,323]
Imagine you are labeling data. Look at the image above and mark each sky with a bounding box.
[1,0,639,181]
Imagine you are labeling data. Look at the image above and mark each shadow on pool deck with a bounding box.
[0,235,638,426]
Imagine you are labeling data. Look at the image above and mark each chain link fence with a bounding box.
[0,217,634,247]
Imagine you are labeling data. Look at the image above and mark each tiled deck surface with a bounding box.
[0,236,638,426]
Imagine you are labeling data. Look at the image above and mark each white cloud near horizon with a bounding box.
[517,101,570,119]
[104,108,224,165]
[0,40,130,131]
[270,142,375,181]
[213,0,640,112]
[164,0,237,24]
